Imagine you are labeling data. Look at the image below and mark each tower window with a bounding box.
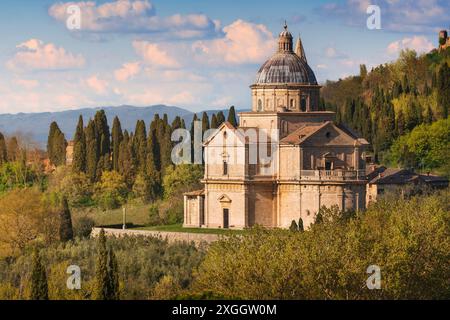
[290,99,295,108]
[257,99,263,111]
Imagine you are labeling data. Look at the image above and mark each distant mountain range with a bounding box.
[0,105,242,147]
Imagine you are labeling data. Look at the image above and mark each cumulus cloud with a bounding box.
[132,41,180,68]
[317,0,449,33]
[386,36,434,56]
[114,61,141,81]
[324,46,348,59]
[86,75,108,94]
[192,20,276,65]
[6,39,85,72]
[48,0,220,39]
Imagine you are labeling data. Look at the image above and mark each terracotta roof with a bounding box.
[368,167,449,186]
[184,189,205,196]
[280,122,329,144]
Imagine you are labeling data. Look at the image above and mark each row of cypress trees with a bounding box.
[45,106,238,201]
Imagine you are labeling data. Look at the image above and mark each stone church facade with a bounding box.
[184,25,369,229]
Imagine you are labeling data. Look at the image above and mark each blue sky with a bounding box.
[0,0,447,113]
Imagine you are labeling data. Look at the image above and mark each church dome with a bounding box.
[255,53,317,84]
[255,24,317,85]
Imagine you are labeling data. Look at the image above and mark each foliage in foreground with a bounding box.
[0,236,205,300]
[193,191,450,299]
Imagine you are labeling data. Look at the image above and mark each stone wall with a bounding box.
[91,228,219,245]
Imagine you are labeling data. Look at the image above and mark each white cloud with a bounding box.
[323,44,349,60]
[318,0,449,33]
[386,36,434,56]
[114,61,141,82]
[48,0,219,39]
[192,20,276,65]
[86,75,108,94]
[133,41,180,68]
[13,78,39,89]
[6,39,85,72]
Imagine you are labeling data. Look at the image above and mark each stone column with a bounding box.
[183,195,188,226]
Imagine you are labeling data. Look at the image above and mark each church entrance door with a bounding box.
[223,209,229,228]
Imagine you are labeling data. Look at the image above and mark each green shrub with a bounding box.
[193,191,450,299]
[73,216,96,238]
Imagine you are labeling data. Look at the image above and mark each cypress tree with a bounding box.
[94,111,110,157]
[210,114,218,129]
[106,246,119,300]
[94,229,109,300]
[298,218,304,232]
[30,249,48,300]
[94,110,111,173]
[160,121,173,175]
[118,130,135,187]
[47,121,67,166]
[85,119,99,182]
[72,115,86,173]
[146,122,158,174]
[289,220,298,231]
[171,116,182,131]
[0,132,7,165]
[190,114,199,163]
[133,120,147,173]
[216,111,225,126]
[94,229,119,300]
[163,113,169,126]
[7,136,19,162]
[201,112,210,134]
[111,116,123,172]
[437,63,450,119]
[59,197,74,242]
[227,106,237,127]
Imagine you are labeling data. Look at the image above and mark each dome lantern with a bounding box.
[278,22,293,53]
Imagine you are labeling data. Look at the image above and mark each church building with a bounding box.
[184,24,369,229]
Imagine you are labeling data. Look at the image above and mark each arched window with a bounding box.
[257,99,263,111]
[290,99,295,109]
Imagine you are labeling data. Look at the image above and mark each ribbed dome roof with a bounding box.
[255,52,317,85]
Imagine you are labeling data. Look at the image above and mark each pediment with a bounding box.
[300,122,363,147]
[218,194,232,203]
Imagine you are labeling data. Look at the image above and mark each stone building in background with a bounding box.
[184,24,369,229]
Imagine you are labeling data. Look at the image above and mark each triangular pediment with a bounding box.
[218,194,232,203]
[203,122,246,147]
[299,122,365,147]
